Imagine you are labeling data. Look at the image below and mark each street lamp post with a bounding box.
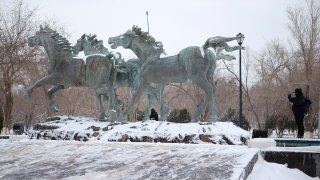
[146,11,149,34]
[236,33,244,128]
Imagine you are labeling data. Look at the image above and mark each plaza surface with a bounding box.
[0,140,258,180]
[1,139,318,180]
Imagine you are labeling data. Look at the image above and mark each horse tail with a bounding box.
[110,58,117,87]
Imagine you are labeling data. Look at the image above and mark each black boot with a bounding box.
[297,134,304,138]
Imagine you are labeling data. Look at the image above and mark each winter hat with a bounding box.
[294,88,303,95]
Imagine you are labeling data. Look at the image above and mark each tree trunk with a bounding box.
[304,72,313,133]
[0,104,3,134]
[2,84,13,135]
[318,98,320,139]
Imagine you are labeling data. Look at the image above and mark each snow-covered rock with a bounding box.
[28,116,250,145]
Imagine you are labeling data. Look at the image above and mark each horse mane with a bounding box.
[86,34,109,51]
[40,26,72,52]
[85,34,98,46]
[131,25,166,55]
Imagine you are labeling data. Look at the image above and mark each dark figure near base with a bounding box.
[149,108,159,121]
[288,88,312,138]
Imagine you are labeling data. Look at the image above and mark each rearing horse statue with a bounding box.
[26,26,115,120]
[109,26,243,122]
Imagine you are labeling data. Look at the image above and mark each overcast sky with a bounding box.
[3,0,306,59]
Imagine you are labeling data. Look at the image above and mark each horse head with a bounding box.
[28,35,39,47]
[109,26,165,63]
[73,34,87,54]
[28,25,72,54]
[74,34,109,55]
[108,29,134,49]
[28,25,53,47]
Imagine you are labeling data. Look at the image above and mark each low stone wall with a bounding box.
[262,150,320,177]
[240,153,258,180]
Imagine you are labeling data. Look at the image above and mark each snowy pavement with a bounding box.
[0,140,258,180]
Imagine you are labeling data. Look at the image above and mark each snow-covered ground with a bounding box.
[0,140,257,180]
[0,139,317,180]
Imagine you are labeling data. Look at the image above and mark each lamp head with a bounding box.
[236,33,245,46]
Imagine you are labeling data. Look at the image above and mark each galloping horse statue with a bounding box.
[73,33,165,121]
[109,26,243,122]
[26,26,115,120]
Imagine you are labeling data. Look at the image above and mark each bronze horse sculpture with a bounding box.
[26,26,115,120]
[72,33,123,119]
[108,26,243,122]
[73,33,165,121]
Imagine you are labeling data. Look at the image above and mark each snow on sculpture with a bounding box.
[108,25,243,122]
[203,35,245,60]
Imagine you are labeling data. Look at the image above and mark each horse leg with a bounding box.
[145,84,170,121]
[143,85,160,121]
[207,76,218,122]
[106,88,115,110]
[96,92,106,120]
[122,79,147,118]
[191,77,214,122]
[47,85,64,112]
[26,74,59,97]
[158,84,170,121]
[207,95,218,122]
[143,93,153,121]
[107,88,121,122]
[161,101,171,121]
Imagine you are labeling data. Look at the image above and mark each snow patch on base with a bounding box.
[28,116,250,145]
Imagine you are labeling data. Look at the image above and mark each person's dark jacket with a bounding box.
[288,90,311,113]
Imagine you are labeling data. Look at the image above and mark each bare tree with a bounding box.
[254,40,293,128]
[214,77,238,116]
[287,0,320,135]
[0,1,38,134]
[221,48,263,128]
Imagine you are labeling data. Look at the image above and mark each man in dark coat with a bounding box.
[149,108,159,121]
[288,88,312,138]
